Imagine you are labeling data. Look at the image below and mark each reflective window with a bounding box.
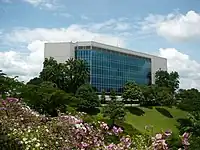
[75,48,151,94]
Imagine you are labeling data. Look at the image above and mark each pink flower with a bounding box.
[118,127,123,133]
[164,130,172,137]
[6,97,18,103]
[1,100,6,106]
[100,122,109,130]
[182,132,190,146]
[155,133,162,140]
[182,132,190,138]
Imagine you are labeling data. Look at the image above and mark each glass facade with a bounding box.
[75,46,151,94]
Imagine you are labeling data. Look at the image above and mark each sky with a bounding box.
[0,0,200,89]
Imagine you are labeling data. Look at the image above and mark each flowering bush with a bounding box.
[0,97,190,150]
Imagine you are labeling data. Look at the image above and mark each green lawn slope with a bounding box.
[125,106,188,135]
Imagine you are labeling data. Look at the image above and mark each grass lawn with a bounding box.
[125,106,188,135]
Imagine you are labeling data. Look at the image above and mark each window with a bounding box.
[75,48,151,93]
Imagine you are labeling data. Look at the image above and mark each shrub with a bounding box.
[76,84,100,111]
[21,85,79,116]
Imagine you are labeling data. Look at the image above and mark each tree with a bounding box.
[76,84,100,111]
[100,89,106,104]
[154,86,174,106]
[0,70,7,96]
[103,99,125,125]
[110,89,117,101]
[176,88,200,112]
[0,70,6,77]
[0,71,23,99]
[155,69,179,94]
[122,82,144,105]
[27,77,43,85]
[141,85,157,106]
[39,57,89,94]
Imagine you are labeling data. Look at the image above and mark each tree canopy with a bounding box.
[155,69,179,94]
[122,82,144,104]
[76,84,100,110]
[39,57,89,94]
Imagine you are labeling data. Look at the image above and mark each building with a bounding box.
[44,41,167,93]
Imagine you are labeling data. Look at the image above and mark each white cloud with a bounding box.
[23,0,44,6]
[4,25,125,45]
[141,10,200,41]
[87,19,131,32]
[81,15,89,20]
[22,0,61,10]
[158,48,200,89]
[157,11,200,41]
[1,24,125,82]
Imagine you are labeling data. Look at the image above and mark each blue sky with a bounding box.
[0,0,200,89]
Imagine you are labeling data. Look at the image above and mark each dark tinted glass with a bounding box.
[75,48,151,93]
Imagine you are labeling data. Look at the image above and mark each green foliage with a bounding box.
[39,81,57,88]
[110,89,117,101]
[154,86,174,106]
[100,89,106,104]
[0,71,24,99]
[178,111,200,150]
[142,85,174,106]
[155,69,180,93]
[27,77,43,85]
[116,121,141,136]
[76,84,100,110]
[182,112,200,136]
[39,57,89,94]
[122,82,144,104]
[176,88,200,111]
[141,85,157,106]
[103,100,126,125]
[21,84,79,116]
[188,136,200,150]
[166,133,182,150]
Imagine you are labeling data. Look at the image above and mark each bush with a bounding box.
[115,121,141,136]
[76,84,100,110]
[21,85,79,116]
[103,101,126,125]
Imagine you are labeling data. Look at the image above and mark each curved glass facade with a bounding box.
[75,46,151,93]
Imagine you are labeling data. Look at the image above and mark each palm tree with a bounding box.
[65,58,89,93]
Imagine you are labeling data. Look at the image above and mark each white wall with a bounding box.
[151,56,167,84]
[44,42,75,63]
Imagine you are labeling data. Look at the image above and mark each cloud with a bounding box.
[81,15,89,20]
[140,10,200,41]
[158,48,200,89]
[84,19,132,33]
[22,0,61,10]
[4,25,125,45]
[0,24,125,82]
[157,11,200,41]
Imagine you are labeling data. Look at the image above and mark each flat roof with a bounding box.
[45,41,167,60]
[76,41,166,60]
